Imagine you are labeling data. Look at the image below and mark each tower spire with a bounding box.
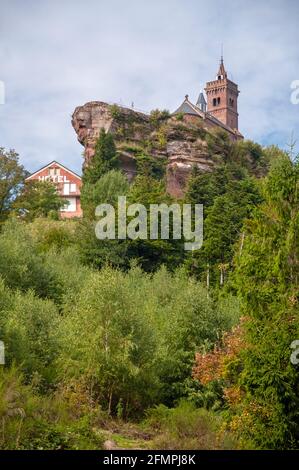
[205,55,239,130]
[217,45,227,80]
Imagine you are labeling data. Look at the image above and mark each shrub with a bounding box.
[0,366,104,450]
[56,266,239,415]
[149,109,170,127]
[175,112,184,121]
[109,104,121,119]
[0,219,60,300]
[81,169,129,219]
[0,279,60,385]
[145,401,238,449]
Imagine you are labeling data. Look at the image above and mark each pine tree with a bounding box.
[81,129,119,218]
[184,163,261,284]
[82,128,118,185]
[229,152,299,449]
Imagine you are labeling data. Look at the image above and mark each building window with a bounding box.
[49,168,60,176]
[217,97,221,105]
[61,197,76,212]
[70,183,76,193]
[63,183,70,195]
[213,98,217,106]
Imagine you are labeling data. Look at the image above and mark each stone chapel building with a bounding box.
[174,57,243,140]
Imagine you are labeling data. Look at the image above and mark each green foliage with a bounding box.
[1,128,296,449]
[235,140,273,175]
[148,268,239,405]
[156,126,167,149]
[109,104,121,119]
[13,180,65,221]
[175,112,184,121]
[206,133,272,176]
[229,154,299,449]
[81,169,129,219]
[22,415,103,450]
[78,168,130,270]
[136,154,167,180]
[0,148,27,222]
[203,178,261,262]
[77,219,131,271]
[149,109,170,127]
[185,163,249,209]
[27,218,76,252]
[233,153,299,319]
[144,401,237,449]
[0,366,104,450]
[81,131,122,219]
[56,265,238,416]
[118,142,144,154]
[56,266,159,415]
[126,175,185,272]
[0,219,60,299]
[0,218,89,306]
[185,163,262,284]
[82,128,118,186]
[79,170,184,273]
[206,128,234,162]
[0,280,59,384]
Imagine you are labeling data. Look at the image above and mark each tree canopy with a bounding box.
[0,148,27,222]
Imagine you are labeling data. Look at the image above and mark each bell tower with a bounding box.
[205,57,239,130]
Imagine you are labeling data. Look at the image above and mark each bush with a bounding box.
[0,366,104,450]
[81,169,129,219]
[175,112,184,121]
[144,401,238,449]
[56,266,239,415]
[27,218,77,252]
[0,219,60,300]
[149,109,170,127]
[0,279,60,385]
[109,104,121,119]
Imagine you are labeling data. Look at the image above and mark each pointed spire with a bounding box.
[217,45,227,79]
[196,90,207,112]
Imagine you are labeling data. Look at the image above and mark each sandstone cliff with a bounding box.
[72,101,218,197]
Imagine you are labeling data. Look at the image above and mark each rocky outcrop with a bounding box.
[72,101,216,197]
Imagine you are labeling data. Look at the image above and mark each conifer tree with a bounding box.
[81,129,120,218]
[82,128,118,185]
[229,152,299,448]
[184,163,261,284]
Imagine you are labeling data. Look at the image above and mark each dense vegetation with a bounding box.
[0,128,298,449]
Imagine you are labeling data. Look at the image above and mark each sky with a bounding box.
[0,0,298,174]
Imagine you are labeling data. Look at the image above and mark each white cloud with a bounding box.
[0,0,298,174]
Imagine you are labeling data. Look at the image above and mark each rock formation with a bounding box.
[72,101,219,198]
